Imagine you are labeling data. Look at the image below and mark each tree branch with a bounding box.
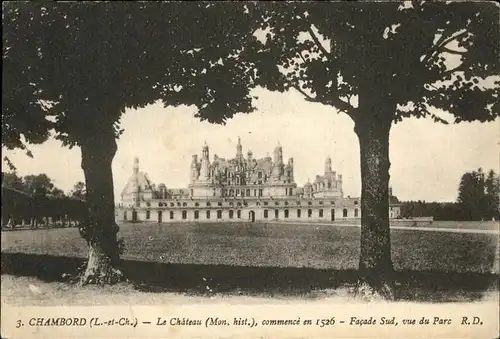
[441,47,466,55]
[307,26,331,60]
[441,64,466,78]
[291,84,356,119]
[422,30,469,65]
[292,84,315,101]
[436,30,469,51]
[297,51,307,64]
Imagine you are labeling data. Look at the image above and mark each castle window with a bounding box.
[308,201,312,206]
[158,202,163,207]
[246,189,250,196]
[354,208,359,217]
[182,211,187,220]
[289,188,293,195]
[331,201,335,205]
[237,202,241,207]
[354,200,358,205]
[241,190,245,197]
[284,201,289,206]
[191,189,193,196]
[243,201,248,206]
[206,210,211,219]
[213,189,216,196]
[177,202,181,207]
[308,209,312,217]
[194,210,199,219]
[264,210,268,218]
[206,202,211,207]
[170,211,174,219]
[258,172,262,178]
[275,209,279,219]
[236,189,240,196]
[256,202,261,206]
[146,202,151,207]
[284,209,289,218]
[223,189,227,196]
[217,210,222,219]
[285,188,288,195]
[237,210,241,219]
[297,209,301,218]
[297,201,301,206]
[258,189,263,196]
[343,209,348,218]
[319,201,323,205]
[328,182,331,188]
[258,181,262,185]
[229,189,234,196]
[170,203,174,207]
[195,202,199,207]
[218,202,222,206]
[264,201,268,206]
[183,202,187,207]
[319,209,323,218]
[254,189,257,196]
[230,202,234,207]
[229,210,234,219]
[275,202,279,206]
[146,210,150,219]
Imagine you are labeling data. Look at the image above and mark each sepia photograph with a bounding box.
[2,1,499,338]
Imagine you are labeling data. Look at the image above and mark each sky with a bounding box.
[2,87,498,203]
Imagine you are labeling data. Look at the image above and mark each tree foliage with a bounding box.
[244,2,499,124]
[70,181,86,200]
[458,168,500,221]
[2,2,262,284]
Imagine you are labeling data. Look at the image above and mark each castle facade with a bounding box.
[116,138,401,223]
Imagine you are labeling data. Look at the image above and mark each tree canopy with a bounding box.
[458,168,500,221]
[242,2,499,124]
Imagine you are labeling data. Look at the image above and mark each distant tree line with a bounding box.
[401,169,499,221]
[1,172,87,228]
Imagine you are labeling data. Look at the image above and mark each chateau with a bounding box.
[116,138,401,223]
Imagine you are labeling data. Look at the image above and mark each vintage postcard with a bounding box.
[2,1,499,338]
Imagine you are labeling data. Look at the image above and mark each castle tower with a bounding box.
[133,157,139,175]
[236,137,243,160]
[272,141,284,181]
[200,142,211,181]
[247,150,253,163]
[325,156,332,174]
[202,141,210,160]
[190,155,199,183]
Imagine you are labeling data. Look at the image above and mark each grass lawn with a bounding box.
[2,221,498,273]
[1,221,499,304]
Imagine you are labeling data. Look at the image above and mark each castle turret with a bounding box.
[200,142,211,181]
[271,141,284,181]
[236,137,243,159]
[247,150,253,163]
[190,155,199,183]
[325,156,332,174]
[133,157,139,175]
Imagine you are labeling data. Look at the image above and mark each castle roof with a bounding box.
[121,171,154,197]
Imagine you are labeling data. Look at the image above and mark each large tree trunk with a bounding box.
[354,112,395,300]
[79,129,124,285]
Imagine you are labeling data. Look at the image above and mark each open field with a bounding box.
[2,221,499,303]
[2,221,498,273]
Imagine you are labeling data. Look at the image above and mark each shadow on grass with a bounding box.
[1,252,498,302]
